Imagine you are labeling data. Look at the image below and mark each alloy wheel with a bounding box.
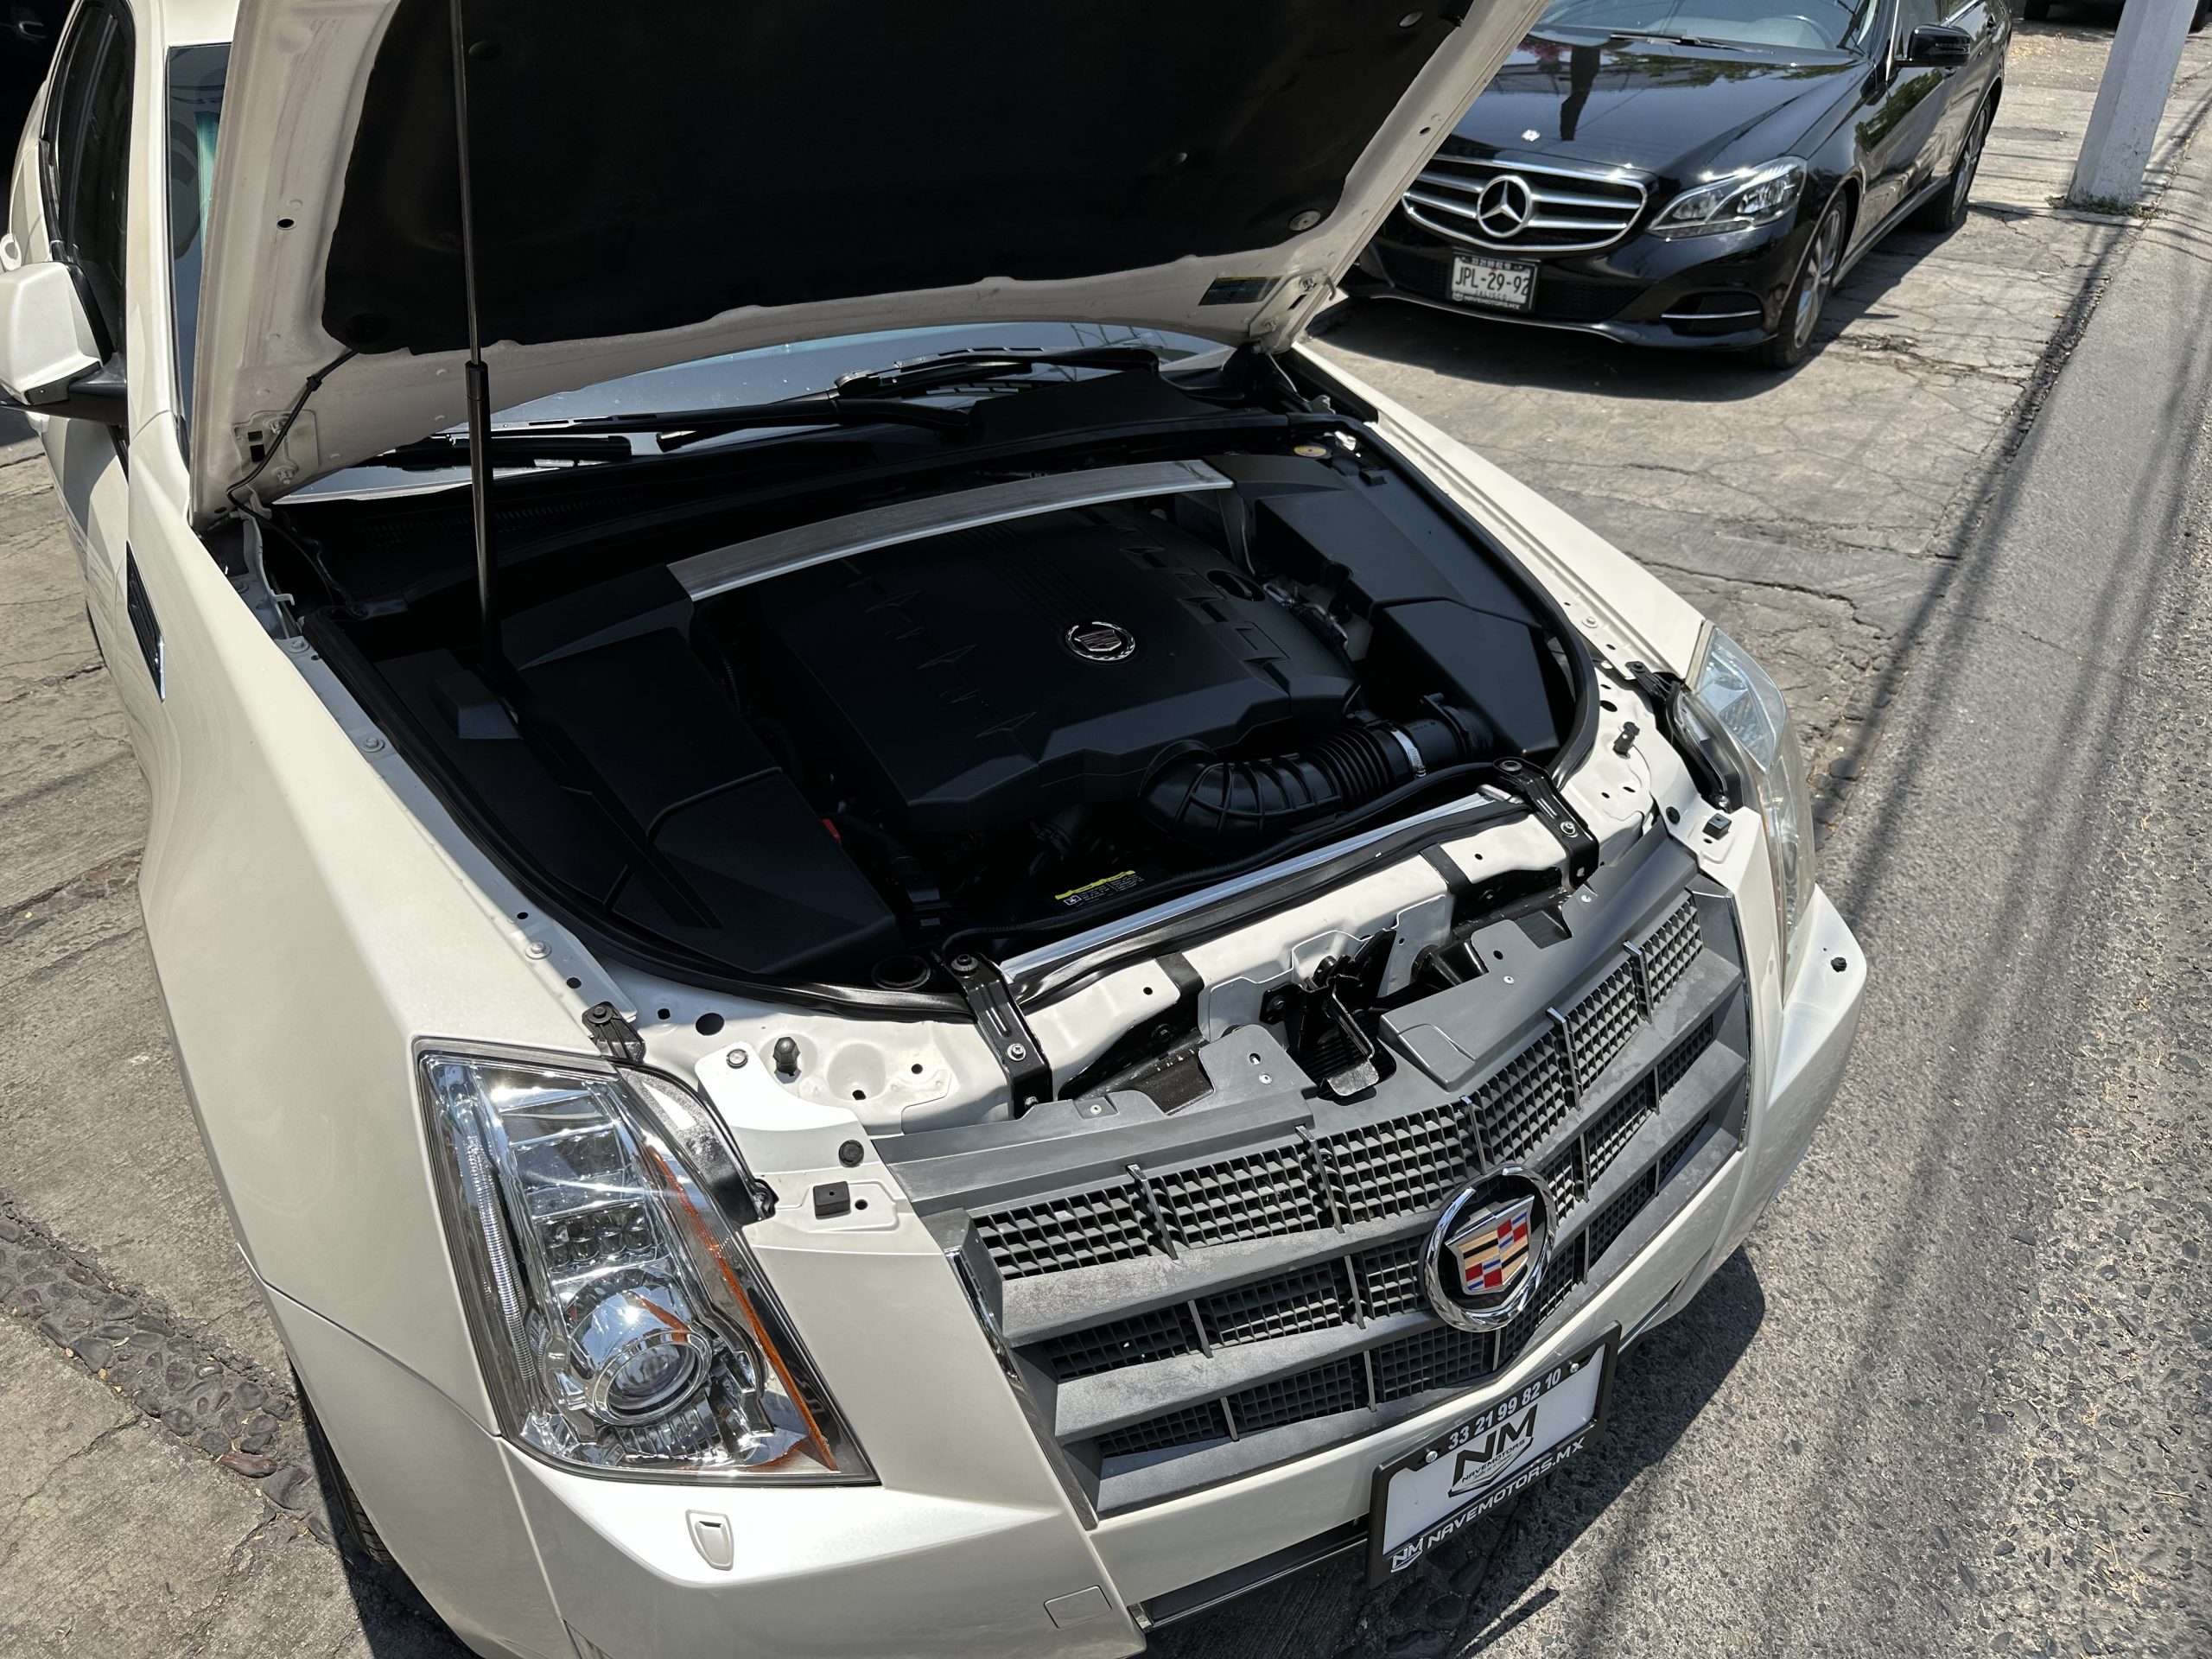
[1791,206,1846,353]
[1952,109,1989,218]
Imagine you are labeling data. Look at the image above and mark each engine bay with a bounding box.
[300,406,1586,995]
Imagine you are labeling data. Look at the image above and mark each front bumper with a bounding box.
[276,872,1862,1659]
[1348,214,1813,352]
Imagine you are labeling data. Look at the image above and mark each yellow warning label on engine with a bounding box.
[1054,869,1144,908]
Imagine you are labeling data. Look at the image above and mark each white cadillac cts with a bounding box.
[8,0,1865,1653]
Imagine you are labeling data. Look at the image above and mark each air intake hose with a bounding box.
[1141,707,1488,849]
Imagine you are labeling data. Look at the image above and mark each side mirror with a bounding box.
[0,260,125,424]
[1903,24,1973,66]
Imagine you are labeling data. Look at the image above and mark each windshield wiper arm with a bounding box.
[1606,27,1732,45]
[830,344,1162,398]
[377,432,638,470]
[515,394,977,450]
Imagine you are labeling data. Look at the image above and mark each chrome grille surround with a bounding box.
[1402,155,1649,254]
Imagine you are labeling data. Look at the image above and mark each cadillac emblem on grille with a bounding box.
[1065,620,1137,662]
[1423,1171,1558,1332]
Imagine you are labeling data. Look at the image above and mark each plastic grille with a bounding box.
[1201,1262,1350,1349]
[1096,1402,1230,1460]
[1585,1167,1659,1268]
[1473,1028,1573,1166]
[1542,1143,1583,1216]
[1154,1145,1318,1248]
[1318,1103,1475,1224]
[1373,1324,1495,1402]
[1659,1114,1713,1188]
[1643,897,1704,1003]
[1354,1236,1427,1318]
[1566,959,1641,1084]
[1035,1305,1196,1382]
[1655,1016,1717,1099]
[1585,1077,1658,1190]
[973,1181,1155,1280]
[1497,1253,1581,1369]
[1228,1357,1369,1434]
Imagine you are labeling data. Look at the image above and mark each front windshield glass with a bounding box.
[296,321,1225,496]
[1535,0,1880,50]
[494,321,1223,427]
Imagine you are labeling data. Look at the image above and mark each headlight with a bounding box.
[1650,159,1807,238]
[422,1052,865,1481]
[1687,629,1815,981]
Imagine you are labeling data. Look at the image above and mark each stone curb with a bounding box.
[0,1203,336,1547]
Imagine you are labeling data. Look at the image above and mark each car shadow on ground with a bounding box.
[321,1549,474,1659]
[1151,1248,1768,1658]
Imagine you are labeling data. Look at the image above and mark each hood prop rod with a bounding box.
[449,0,497,649]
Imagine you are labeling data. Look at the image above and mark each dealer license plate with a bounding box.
[1367,1331,1616,1583]
[1450,252,1538,313]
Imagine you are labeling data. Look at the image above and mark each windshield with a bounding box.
[491,322,1223,426]
[297,321,1227,496]
[1535,0,1881,50]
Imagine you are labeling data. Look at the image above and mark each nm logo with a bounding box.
[1448,1403,1539,1497]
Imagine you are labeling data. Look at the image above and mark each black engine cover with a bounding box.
[756,511,1354,834]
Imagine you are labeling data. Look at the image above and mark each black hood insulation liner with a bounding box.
[325,0,1465,354]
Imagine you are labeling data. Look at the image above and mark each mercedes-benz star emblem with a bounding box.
[1522,128,1541,143]
[1422,1169,1558,1332]
[1065,620,1137,663]
[1473,174,1535,240]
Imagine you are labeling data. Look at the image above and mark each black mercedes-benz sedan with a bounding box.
[1347,0,2011,367]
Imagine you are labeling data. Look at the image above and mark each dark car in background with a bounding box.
[1349,0,2010,367]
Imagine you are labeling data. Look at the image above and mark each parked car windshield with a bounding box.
[1535,0,1880,50]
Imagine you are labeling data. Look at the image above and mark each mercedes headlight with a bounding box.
[1650,159,1806,238]
[1686,629,1815,982]
[422,1052,864,1480]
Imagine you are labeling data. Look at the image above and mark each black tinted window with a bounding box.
[46,0,134,359]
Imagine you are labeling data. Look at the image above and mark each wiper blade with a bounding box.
[516,394,976,450]
[376,432,637,470]
[1607,28,1732,46]
[831,344,1162,398]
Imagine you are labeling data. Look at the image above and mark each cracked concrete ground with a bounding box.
[0,20,2206,1659]
[0,1313,442,1657]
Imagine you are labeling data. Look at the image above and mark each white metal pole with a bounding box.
[2069,0,2196,207]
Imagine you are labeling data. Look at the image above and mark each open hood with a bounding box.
[190,0,1546,520]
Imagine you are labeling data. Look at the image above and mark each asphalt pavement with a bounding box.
[1,21,2207,1659]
